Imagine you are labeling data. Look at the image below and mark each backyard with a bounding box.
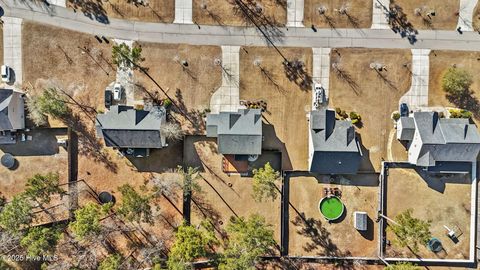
[240,46,312,170]
[384,168,472,259]
[288,175,379,257]
[303,0,372,29]
[186,137,282,250]
[67,0,175,23]
[192,0,287,26]
[329,48,412,172]
[389,0,460,30]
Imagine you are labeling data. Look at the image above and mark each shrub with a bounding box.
[392,112,401,121]
[449,108,472,119]
[442,67,473,96]
[163,98,173,108]
[349,111,361,120]
[335,107,342,114]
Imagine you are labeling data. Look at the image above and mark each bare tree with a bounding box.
[160,122,184,142]
[25,94,48,126]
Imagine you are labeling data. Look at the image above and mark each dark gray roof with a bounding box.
[409,112,480,166]
[397,117,415,141]
[309,109,361,174]
[0,90,16,130]
[96,105,166,149]
[206,109,262,155]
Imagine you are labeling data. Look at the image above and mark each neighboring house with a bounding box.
[308,109,362,174]
[397,111,480,172]
[96,105,167,157]
[206,109,262,157]
[0,89,25,132]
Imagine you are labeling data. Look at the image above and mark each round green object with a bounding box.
[319,196,345,221]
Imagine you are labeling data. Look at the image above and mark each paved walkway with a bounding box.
[48,0,66,7]
[113,39,135,106]
[174,0,193,24]
[286,0,304,27]
[399,49,430,109]
[3,17,23,85]
[457,0,478,31]
[371,0,390,29]
[4,0,480,51]
[311,47,330,108]
[210,46,241,114]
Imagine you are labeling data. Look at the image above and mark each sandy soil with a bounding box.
[188,139,282,252]
[22,21,116,111]
[240,46,312,170]
[304,0,372,29]
[385,168,471,259]
[428,50,480,123]
[288,175,379,257]
[329,48,412,172]
[134,42,222,134]
[67,0,174,23]
[192,0,287,26]
[390,0,460,30]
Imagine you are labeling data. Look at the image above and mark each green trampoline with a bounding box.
[319,196,345,221]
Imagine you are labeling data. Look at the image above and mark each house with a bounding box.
[95,105,167,157]
[397,111,480,172]
[0,89,25,132]
[308,109,362,174]
[206,109,262,157]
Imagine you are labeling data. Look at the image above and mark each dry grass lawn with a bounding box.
[22,21,116,111]
[329,48,411,172]
[304,0,372,29]
[67,0,174,23]
[429,50,480,123]
[385,168,471,259]
[473,1,480,30]
[390,0,460,30]
[134,42,222,134]
[189,139,282,251]
[288,175,379,257]
[240,46,312,170]
[193,0,287,26]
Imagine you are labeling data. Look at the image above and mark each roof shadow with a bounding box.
[262,122,292,171]
[0,128,65,156]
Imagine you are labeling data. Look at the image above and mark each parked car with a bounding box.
[314,83,325,104]
[113,83,123,101]
[400,103,409,117]
[1,65,11,83]
[105,90,112,108]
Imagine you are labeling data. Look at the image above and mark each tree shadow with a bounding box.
[446,90,480,118]
[375,70,399,91]
[68,0,110,24]
[283,59,313,91]
[332,64,360,95]
[191,191,228,239]
[388,3,418,44]
[257,65,285,94]
[291,213,353,265]
[172,89,207,134]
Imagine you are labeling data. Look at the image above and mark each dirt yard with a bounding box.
[329,48,411,172]
[22,21,116,111]
[385,168,472,259]
[0,130,68,199]
[390,0,460,30]
[134,42,222,134]
[67,0,174,23]
[473,2,480,30]
[288,175,379,257]
[428,50,480,121]
[187,138,282,251]
[303,0,372,29]
[192,0,287,26]
[240,46,312,171]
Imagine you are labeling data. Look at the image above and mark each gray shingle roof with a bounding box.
[0,89,24,131]
[206,109,262,155]
[309,109,361,174]
[397,117,415,141]
[408,111,480,167]
[96,105,166,148]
